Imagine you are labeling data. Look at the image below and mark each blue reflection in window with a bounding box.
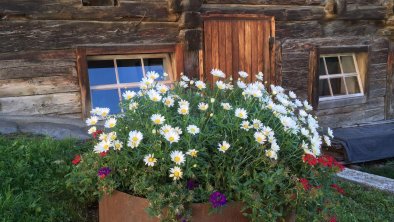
[143,58,166,81]
[117,59,144,83]
[88,60,117,86]
[91,89,121,114]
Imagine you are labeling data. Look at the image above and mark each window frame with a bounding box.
[318,53,364,102]
[76,44,184,118]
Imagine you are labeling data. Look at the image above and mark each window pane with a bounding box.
[330,77,347,96]
[325,57,341,75]
[319,58,326,76]
[345,76,361,94]
[143,58,167,81]
[117,59,144,83]
[88,60,117,86]
[91,89,121,114]
[341,55,356,73]
[318,79,331,97]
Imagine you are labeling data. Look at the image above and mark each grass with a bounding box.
[0,134,393,221]
[359,159,394,179]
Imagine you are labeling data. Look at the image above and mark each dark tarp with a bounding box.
[333,123,394,163]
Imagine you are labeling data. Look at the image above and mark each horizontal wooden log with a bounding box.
[0,49,75,61]
[276,21,323,38]
[0,76,79,97]
[0,92,81,115]
[323,20,384,37]
[282,37,372,51]
[368,63,387,80]
[337,5,387,20]
[317,97,384,114]
[0,63,77,80]
[201,4,325,21]
[204,0,322,5]
[318,107,384,128]
[0,20,179,53]
[0,0,177,22]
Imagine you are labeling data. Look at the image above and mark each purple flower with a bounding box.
[186,179,199,190]
[209,191,227,208]
[98,167,111,179]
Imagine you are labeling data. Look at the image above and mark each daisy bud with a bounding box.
[152,129,157,134]
[190,80,194,85]
[163,72,169,77]
[193,164,197,168]
[210,98,215,103]
[210,113,214,117]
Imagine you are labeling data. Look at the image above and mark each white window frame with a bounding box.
[87,53,174,109]
[319,53,364,102]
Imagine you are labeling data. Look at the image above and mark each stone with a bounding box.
[19,122,90,140]
[0,120,18,134]
[337,168,394,194]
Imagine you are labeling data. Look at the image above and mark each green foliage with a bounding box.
[0,135,93,222]
[360,160,394,179]
[67,73,342,221]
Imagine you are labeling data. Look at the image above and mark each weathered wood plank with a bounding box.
[0,20,179,53]
[205,0,322,5]
[244,21,252,78]
[204,20,213,83]
[238,21,246,74]
[224,21,233,78]
[338,5,387,20]
[0,62,76,80]
[218,21,227,75]
[251,21,258,81]
[276,21,322,39]
[211,20,219,82]
[0,0,177,22]
[0,92,81,115]
[308,47,319,109]
[231,21,239,80]
[0,76,79,97]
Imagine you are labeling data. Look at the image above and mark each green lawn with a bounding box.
[0,135,393,221]
[359,160,394,180]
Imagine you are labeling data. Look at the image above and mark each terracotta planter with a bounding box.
[99,191,296,222]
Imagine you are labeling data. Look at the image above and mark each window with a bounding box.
[318,53,364,101]
[82,0,117,6]
[87,54,173,114]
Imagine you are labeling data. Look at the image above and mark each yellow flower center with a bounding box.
[181,108,187,113]
[154,119,161,124]
[169,136,175,142]
[239,113,243,117]
[132,137,139,142]
[191,151,197,157]
[174,156,181,163]
[148,157,155,163]
[103,144,109,150]
[174,171,180,177]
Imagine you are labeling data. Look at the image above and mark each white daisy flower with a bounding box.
[240,121,251,131]
[216,80,226,90]
[265,149,278,160]
[254,132,267,144]
[303,100,313,111]
[323,135,332,146]
[238,71,248,78]
[271,141,280,152]
[169,166,183,180]
[186,149,198,158]
[237,80,247,89]
[195,81,206,90]
[160,124,173,135]
[147,89,162,102]
[178,105,189,115]
[93,141,110,153]
[86,116,98,126]
[140,77,154,88]
[122,90,136,100]
[328,127,334,138]
[289,91,297,99]
[218,141,231,153]
[99,133,108,142]
[294,99,303,107]
[164,131,180,144]
[173,127,183,135]
[113,140,123,150]
[156,84,169,94]
[181,75,190,82]
[179,81,188,88]
[163,97,175,107]
[190,80,195,85]
[198,102,209,111]
[170,150,185,165]
[151,114,165,125]
[301,128,309,137]
[108,132,117,141]
[88,126,97,134]
[211,68,226,78]
[252,119,262,130]
[299,109,308,117]
[186,125,200,135]
[261,126,273,136]
[221,103,232,110]
[104,118,117,128]
[256,72,264,81]
[179,100,190,107]
[129,102,139,111]
[147,71,160,80]
[235,108,248,119]
[144,154,157,167]
[128,130,143,148]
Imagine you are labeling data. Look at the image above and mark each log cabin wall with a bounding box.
[202,0,393,128]
[1,0,394,129]
[0,0,180,118]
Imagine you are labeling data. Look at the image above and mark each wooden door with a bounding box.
[202,14,275,84]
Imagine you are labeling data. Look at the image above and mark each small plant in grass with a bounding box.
[67,69,344,221]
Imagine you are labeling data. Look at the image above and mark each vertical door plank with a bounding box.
[232,21,239,81]
[251,21,259,82]
[225,21,233,79]
[204,21,212,83]
[218,21,227,76]
[263,21,271,85]
[257,21,264,81]
[245,21,252,82]
[211,20,219,83]
[238,21,245,80]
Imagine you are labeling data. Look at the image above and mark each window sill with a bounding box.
[317,95,367,110]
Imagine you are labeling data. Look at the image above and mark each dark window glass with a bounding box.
[318,79,331,97]
[325,57,341,75]
[143,58,167,80]
[117,59,144,83]
[91,89,121,114]
[345,76,361,94]
[319,58,326,76]
[341,56,356,73]
[82,0,117,6]
[88,60,117,86]
[330,78,347,96]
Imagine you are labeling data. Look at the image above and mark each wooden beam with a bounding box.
[76,48,90,119]
[308,47,320,110]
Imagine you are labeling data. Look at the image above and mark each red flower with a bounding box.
[318,155,334,167]
[329,216,337,222]
[303,154,318,166]
[93,130,103,139]
[99,152,107,157]
[299,178,311,191]
[72,154,81,165]
[333,161,345,172]
[331,184,345,195]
